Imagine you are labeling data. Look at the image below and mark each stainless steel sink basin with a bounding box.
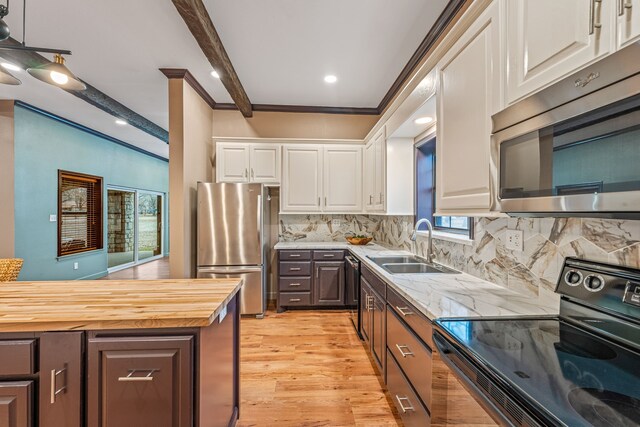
[368,255,459,274]
[383,263,459,274]
[368,255,425,265]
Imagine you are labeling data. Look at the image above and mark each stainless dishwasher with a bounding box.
[345,254,361,339]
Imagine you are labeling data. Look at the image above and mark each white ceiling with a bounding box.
[0,0,449,157]
[206,0,449,107]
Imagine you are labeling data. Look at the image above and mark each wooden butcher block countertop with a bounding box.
[0,278,242,332]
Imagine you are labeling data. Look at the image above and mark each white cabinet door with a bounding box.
[436,2,502,213]
[618,0,640,48]
[323,146,363,212]
[216,143,250,183]
[250,144,281,184]
[505,0,614,104]
[373,129,386,211]
[363,140,376,210]
[281,146,323,212]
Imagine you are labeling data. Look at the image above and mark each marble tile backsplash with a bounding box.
[278,215,640,303]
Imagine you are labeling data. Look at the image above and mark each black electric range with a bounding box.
[433,258,640,427]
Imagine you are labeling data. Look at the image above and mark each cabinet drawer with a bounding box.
[0,339,36,375]
[387,286,433,349]
[279,292,311,306]
[279,261,311,276]
[87,335,193,427]
[387,308,432,409]
[386,350,431,427]
[0,381,32,427]
[362,265,385,297]
[279,277,311,292]
[279,250,311,261]
[312,250,345,260]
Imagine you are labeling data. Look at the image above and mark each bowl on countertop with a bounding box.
[346,236,373,246]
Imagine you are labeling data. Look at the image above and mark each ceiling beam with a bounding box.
[0,38,169,143]
[214,103,379,116]
[172,0,253,117]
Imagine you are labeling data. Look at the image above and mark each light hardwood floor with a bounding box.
[101,257,170,280]
[238,310,401,427]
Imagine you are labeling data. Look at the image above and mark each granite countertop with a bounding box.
[0,278,242,332]
[274,241,559,320]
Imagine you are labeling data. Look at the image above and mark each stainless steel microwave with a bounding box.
[491,42,640,219]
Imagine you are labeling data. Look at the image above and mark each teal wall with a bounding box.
[14,105,169,281]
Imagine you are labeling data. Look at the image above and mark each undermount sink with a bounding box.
[367,256,460,275]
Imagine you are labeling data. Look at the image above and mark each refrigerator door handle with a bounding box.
[198,266,263,275]
[257,194,262,246]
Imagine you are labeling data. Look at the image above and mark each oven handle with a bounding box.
[345,256,360,270]
[432,332,523,427]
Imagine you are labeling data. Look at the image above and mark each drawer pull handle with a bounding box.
[395,395,415,413]
[289,254,301,257]
[396,344,415,358]
[289,298,301,302]
[118,369,158,382]
[50,366,68,404]
[323,254,335,257]
[396,306,413,316]
[289,283,301,287]
[289,267,301,271]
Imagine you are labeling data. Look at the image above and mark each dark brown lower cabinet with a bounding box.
[39,332,83,427]
[387,350,431,427]
[0,381,32,427]
[87,335,194,427]
[360,283,371,345]
[313,261,345,306]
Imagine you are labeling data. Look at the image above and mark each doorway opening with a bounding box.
[107,188,164,271]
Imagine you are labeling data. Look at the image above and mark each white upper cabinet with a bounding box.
[250,145,281,184]
[364,127,386,212]
[617,0,640,48]
[323,146,363,212]
[505,0,615,105]
[216,143,250,183]
[436,1,502,214]
[281,145,323,212]
[281,145,363,213]
[216,143,281,184]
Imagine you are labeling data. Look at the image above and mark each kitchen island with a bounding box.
[0,278,242,427]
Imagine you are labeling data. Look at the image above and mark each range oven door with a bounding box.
[432,331,544,427]
[345,255,361,339]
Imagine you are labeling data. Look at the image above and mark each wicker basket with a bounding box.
[0,258,24,281]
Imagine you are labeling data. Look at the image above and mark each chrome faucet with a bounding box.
[410,218,436,263]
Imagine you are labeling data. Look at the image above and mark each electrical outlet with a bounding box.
[73,262,79,270]
[331,219,341,227]
[49,214,57,222]
[506,229,524,251]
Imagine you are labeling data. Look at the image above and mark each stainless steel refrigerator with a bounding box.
[196,182,267,317]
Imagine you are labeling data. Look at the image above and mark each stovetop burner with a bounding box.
[553,329,617,360]
[568,388,640,427]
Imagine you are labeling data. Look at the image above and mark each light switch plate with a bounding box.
[331,219,341,227]
[506,229,524,251]
[73,262,79,270]
[49,214,57,222]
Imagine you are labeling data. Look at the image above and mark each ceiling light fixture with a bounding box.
[115,119,127,126]
[1,61,20,71]
[27,54,86,90]
[0,0,83,89]
[324,75,337,83]
[211,70,220,79]
[414,116,433,125]
[0,65,19,84]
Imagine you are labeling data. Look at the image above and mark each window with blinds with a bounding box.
[58,170,103,257]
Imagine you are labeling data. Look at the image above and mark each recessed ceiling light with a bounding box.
[1,62,20,72]
[115,119,128,126]
[414,116,433,125]
[211,70,220,79]
[324,75,337,83]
